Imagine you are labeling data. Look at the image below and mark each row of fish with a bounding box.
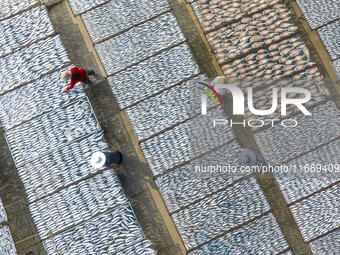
[0,226,18,255]
[290,183,340,242]
[125,75,210,141]
[108,43,200,109]
[68,0,108,16]
[192,0,281,32]
[115,239,157,255]
[0,35,71,93]
[0,5,54,57]
[297,0,340,30]
[17,132,108,202]
[95,12,186,75]
[5,97,101,167]
[309,228,340,255]
[171,177,270,250]
[82,0,170,43]
[254,101,340,165]
[243,68,330,131]
[0,197,6,223]
[332,58,340,79]
[156,141,245,213]
[0,0,38,20]
[0,66,85,131]
[30,169,126,239]
[207,5,296,63]
[318,20,340,60]
[43,203,145,255]
[221,35,315,83]
[140,108,235,176]
[188,213,289,254]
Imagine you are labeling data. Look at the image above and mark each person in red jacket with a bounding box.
[61,67,96,92]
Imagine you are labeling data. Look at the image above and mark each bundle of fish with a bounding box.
[187,213,288,254]
[332,58,340,78]
[274,139,340,205]
[29,169,126,239]
[296,0,340,30]
[5,97,101,167]
[0,0,38,20]
[243,68,330,131]
[0,66,85,131]
[0,5,54,57]
[17,132,108,202]
[290,184,340,242]
[115,239,157,255]
[68,0,108,16]
[0,226,18,255]
[125,75,207,141]
[254,101,340,165]
[317,20,340,60]
[140,108,235,176]
[95,12,186,75]
[156,141,246,213]
[43,203,144,255]
[192,0,281,33]
[221,34,315,87]
[108,43,200,109]
[171,177,270,249]
[82,0,170,43]
[309,229,340,255]
[0,35,71,93]
[207,5,296,63]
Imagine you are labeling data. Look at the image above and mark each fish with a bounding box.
[274,28,286,33]
[282,31,292,37]
[266,63,275,68]
[245,54,256,60]
[261,30,271,36]
[204,14,216,20]
[249,64,258,70]
[279,44,289,50]
[269,51,280,56]
[281,48,292,56]
[259,59,270,65]
[303,48,310,59]
[233,59,243,65]
[273,65,283,70]
[279,57,288,63]
[253,42,265,48]
[240,43,251,49]
[241,48,251,53]
[288,26,298,31]
[236,24,248,31]
[290,49,301,57]
[248,30,259,35]
[240,36,251,42]
[284,65,295,71]
[256,54,267,60]
[241,17,252,23]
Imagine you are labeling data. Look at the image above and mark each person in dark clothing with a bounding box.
[61,67,97,92]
